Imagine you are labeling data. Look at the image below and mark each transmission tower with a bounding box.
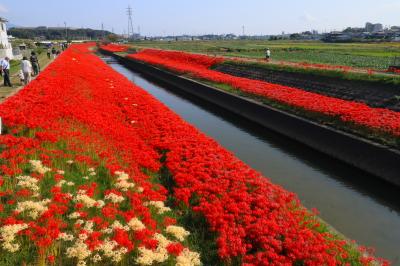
[127,6,134,39]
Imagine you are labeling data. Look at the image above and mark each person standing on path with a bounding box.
[30,51,40,76]
[51,47,57,59]
[47,48,51,59]
[21,56,32,85]
[265,48,271,62]
[0,57,12,87]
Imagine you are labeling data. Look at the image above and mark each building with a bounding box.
[0,17,13,59]
[365,22,383,33]
[322,31,353,42]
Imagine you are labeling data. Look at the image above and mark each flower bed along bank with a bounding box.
[100,43,130,53]
[128,49,400,147]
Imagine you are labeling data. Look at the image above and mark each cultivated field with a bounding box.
[131,40,400,70]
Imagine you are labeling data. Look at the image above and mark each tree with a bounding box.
[107,34,118,42]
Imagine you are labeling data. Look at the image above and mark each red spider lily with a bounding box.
[166,242,184,256]
[129,49,400,137]
[100,44,129,53]
[0,43,387,265]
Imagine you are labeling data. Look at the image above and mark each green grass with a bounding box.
[130,40,400,70]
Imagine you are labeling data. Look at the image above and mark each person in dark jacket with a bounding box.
[51,47,57,59]
[30,51,40,76]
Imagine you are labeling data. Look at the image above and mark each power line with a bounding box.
[64,22,68,40]
[127,5,134,39]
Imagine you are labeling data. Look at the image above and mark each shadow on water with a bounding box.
[103,56,400,264]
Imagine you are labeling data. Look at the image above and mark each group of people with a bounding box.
[19,52,41,85]
[18,52,41,85]
[46,43,67,60]
[47,47,60,59]
[0,51,41,87]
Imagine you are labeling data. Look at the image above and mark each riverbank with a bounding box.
[0,43,388,265]
[101,48,400,187]
[105,55,400,263]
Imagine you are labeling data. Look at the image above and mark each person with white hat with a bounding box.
[0,57,12,87]
[265,48,271,62]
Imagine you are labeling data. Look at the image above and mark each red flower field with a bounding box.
[0,43,388,265]
[100,43,130,53]
[128,49,400,138]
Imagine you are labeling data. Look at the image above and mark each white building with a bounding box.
[0,17,13,59]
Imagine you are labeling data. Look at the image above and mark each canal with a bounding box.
[105,57,400,263]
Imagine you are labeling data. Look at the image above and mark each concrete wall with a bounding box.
[101,49,400,187]
[0,21,13,59]
[0,48,13,59]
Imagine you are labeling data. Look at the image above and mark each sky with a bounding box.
[0,0,400,36]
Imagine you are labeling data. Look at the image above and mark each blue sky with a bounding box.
[1,0,399,36]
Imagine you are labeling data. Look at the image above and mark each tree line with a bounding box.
[9,27,112,40]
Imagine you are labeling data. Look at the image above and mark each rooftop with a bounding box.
[0,17,8,23]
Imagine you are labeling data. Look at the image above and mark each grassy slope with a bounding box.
[195,77,400,149]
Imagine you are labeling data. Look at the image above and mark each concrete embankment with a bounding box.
[100,49,400,187]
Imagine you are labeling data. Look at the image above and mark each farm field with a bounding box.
[0,43,389,266]
[130,40,400,70]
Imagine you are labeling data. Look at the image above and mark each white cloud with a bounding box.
[0,4,8,13]
[299,13,317,23]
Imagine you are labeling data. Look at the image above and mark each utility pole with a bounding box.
[127,6,134,40]
[101,23,104,39]
[242,25,245,36]
[64,22,68,41]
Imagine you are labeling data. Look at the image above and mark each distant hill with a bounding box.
[8,26,112,40]
[6,22,19,29]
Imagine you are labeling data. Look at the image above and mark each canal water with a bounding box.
[105,57,400,263]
